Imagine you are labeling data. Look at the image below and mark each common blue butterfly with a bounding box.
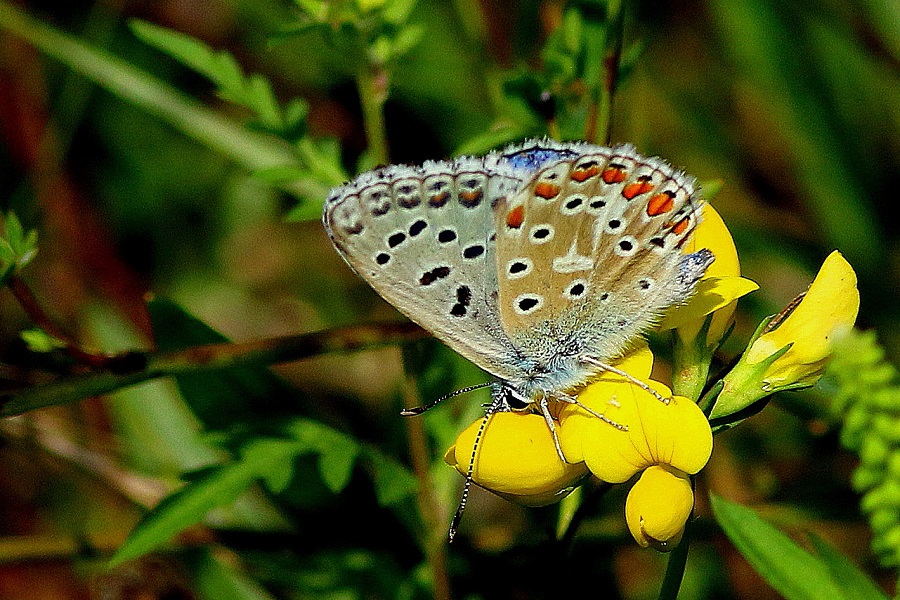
[323,139,713,533]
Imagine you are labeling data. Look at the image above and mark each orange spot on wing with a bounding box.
[459,189,483,205]
[647,192,675,216]
[571,165,600,182]
[534,182,561,199]
[622,178,655,200]
[602,167,627,184]
[506,205,525,228]
[671,217,690,235]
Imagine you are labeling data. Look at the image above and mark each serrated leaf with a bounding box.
[710,494,842,600]
[808,534,888,600]
[365,449,418,506]
[110,438,300,567]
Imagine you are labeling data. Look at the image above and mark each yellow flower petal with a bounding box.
[661,204,758,337]
[684,204,739,279]
[744,251,859,385]
[661,276,759,331]
[626,465,693,550]
[445,412,588,507]
[559,380,713,483]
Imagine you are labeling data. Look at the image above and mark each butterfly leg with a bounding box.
[552,391,628,431]
[538,395,568,462]
[582,357,672,404]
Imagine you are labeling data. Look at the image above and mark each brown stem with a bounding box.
[0,321,428,417]
[401,367,452,600]
[8,274,112,368]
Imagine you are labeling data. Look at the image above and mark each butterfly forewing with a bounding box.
[493,144,707,366]
[323,157,528,380]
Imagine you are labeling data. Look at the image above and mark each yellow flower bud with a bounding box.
[625,465,693,551]
[713,251,860,419]
[743,251,859,386]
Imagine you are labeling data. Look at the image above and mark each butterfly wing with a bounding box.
[493,143,712,380]
[323,154,529,380]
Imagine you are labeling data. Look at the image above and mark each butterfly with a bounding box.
[323,139,713,534]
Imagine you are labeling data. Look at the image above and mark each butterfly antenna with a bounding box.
[400,382,494,416]
[448,397,501,542]
[582,357,670,404]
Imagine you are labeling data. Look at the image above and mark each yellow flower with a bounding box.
[660,204,758,345]
[712,251,860,420]
[444,412,588,507]
[625,465,693,551]
[444,347,713,548]
[558,361,713,483]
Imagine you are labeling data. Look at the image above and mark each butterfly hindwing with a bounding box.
[323,156,528,380]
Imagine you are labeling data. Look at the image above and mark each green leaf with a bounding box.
[365,449,418,506]
[284,419,360,493]
[20,329,66,353]
[808,534,888,600]
[0,211,39,281]
[188,549,278,600]
[148,298,301,431]
[110,438,301,567]
[710,494,842,600]
[0,3,325,201]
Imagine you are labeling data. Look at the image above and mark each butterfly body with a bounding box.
[323,139,713,406]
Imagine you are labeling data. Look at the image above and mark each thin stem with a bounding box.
[592,0,625,145]
[658,507,694,600]
[401,365,452,600]
[356,66,390,166]
[0,321,427,417]
[8,275,112,368]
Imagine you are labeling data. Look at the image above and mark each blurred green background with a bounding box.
[0,0,898,598]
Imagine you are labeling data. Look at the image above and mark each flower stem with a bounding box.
[356,66,390,166]
[585,0,625,144]
[658,507,693,600]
